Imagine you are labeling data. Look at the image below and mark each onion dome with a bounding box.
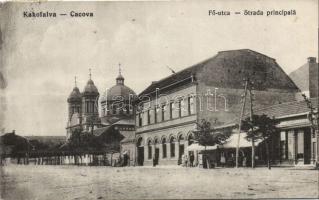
[107,64,136,101]
[68,87,81,102]
[68,77,82,102]
[83,69,99,96]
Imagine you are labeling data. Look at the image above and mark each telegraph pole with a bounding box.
[248,81,255,168]
[317,46,319,167]
[236,78,249,168]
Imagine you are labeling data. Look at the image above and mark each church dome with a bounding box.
[83,79,99,95]
[107,84,136,101]
[107,67,136,101]
[68,87,81,102]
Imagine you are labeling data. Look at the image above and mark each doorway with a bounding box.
[179,144,184,164]
[304,128,311,164]
[137,147,144,166]
[155,148,159,165]
[137,137,144,166]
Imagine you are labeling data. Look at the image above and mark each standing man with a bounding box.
[190,152,194,167]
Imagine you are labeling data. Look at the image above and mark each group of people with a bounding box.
[181,152,195,167]
[181,151,249,168]
[219,152,248,167]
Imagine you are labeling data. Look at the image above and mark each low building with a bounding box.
[215,97,318,166]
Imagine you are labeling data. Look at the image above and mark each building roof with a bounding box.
[253,97,318,119]
[113,119,135,126]
[68,87,81,102]
[139,49,299,97]
[220,97,318,128]
[83,79,99,95]
[121,132,136,143]
[139,59,202,96]
[92,126,112,137]
[106,84,136,101]
[289,62,310,92]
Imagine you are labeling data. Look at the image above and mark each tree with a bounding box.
[241,114,279,169]
[193,119,230,168]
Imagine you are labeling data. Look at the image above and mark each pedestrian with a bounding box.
[220,153,226,167]
[243,156,247,167]
[181,154,185,166]
[190,152,194,167]
[184,154,188,167]
[152,153,156,167]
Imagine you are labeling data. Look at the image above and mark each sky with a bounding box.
[0,0,318,136]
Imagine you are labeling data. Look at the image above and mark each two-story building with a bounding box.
[133,49,300,166]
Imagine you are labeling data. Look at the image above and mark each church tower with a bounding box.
[67,77,82,121]
[66,76,82,138]
[81,69,101,131]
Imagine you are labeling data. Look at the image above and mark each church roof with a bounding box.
[107,84,136,101]
[113,119,135,126]
[83,79,99,95]
[106,70,136,101]
[68,87,81,102]
[139,49,299,97]
[92,126,112,137]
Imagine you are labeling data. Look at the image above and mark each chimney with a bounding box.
[308,57,318,98]
[308,57,316,63]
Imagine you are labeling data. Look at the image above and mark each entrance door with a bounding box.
[304,128,311,164]
[179,144,184,164]
[137,147,144,166]
[155,148,160,165]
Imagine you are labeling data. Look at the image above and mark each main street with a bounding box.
[1,165,318,199]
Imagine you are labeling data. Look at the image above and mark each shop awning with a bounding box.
[220,133,263,149]
[186,143,217,151]
[186,133,263,151]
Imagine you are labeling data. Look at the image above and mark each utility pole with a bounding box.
[317,47,319,167]
[302,93,318,166]
[248,81,255,168]
[236,78,249,168]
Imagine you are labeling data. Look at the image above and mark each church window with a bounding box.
[112,104,117,114]
[86,101,89,113]
[126,105,130,114]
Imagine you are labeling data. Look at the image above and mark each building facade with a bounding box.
[134,49,300,166]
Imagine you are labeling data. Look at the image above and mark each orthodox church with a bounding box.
[66,66,136,157]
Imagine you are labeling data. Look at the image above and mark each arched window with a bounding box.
[148,140,152,159]
[126,105,130,114]
[178,134,185,142]
[188,96,195,115]
[137,137,143,147]
[170,137,175,157]
[162,138,167,158]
